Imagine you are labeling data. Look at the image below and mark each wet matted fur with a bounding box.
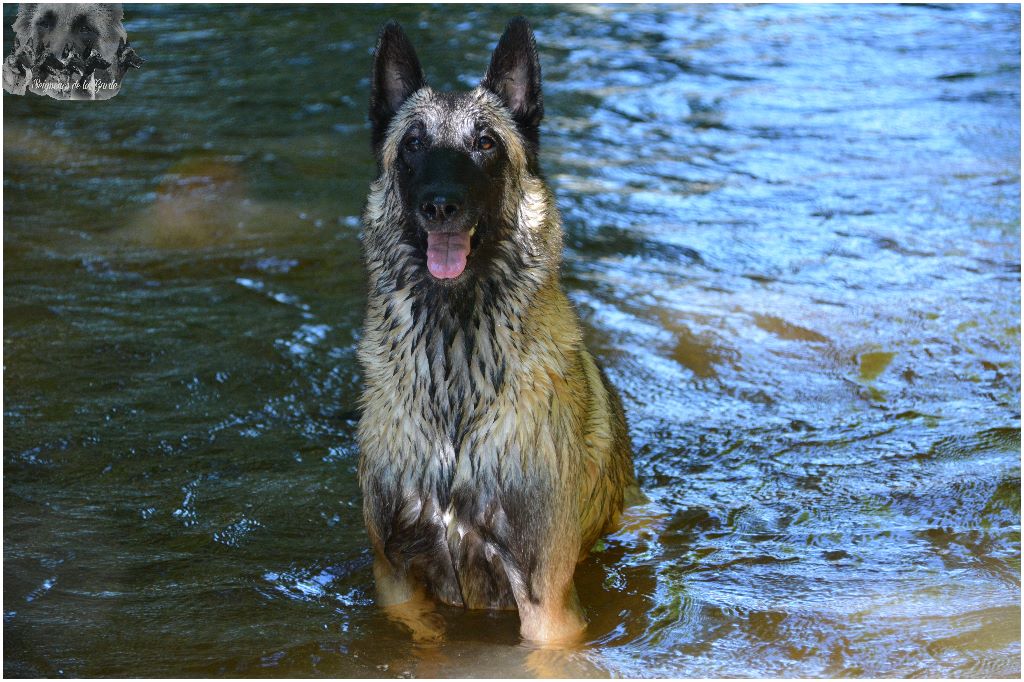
[357,17,639,644]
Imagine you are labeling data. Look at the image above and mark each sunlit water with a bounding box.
[4,4,1020,678]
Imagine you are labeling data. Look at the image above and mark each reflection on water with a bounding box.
[4,3,1020,678]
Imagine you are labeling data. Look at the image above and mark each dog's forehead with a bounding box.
[32,3,108,26]
[401,88,509,144]
[383,86,526,169]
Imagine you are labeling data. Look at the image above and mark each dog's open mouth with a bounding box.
[425,224,476,280]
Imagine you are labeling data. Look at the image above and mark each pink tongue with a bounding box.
[426,231,471,279]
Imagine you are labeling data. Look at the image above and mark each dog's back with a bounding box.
[357,17,637,644]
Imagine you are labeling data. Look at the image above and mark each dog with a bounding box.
[4,3,142,100]
[357,17,639,645]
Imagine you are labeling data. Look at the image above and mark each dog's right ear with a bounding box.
[370,21,425,151]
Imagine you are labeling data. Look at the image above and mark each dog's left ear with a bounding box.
[482,17,543,139]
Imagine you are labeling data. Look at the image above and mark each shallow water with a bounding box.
[3,3,1020,678]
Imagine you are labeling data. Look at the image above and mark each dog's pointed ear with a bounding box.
[482,17,543,135]
[370,21,425,150]
[13,4,38,36]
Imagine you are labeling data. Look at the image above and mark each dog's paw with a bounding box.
[384,598,446,645]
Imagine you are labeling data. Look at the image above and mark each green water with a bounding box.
[4,4,1020,677]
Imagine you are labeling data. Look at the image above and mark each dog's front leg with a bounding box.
[373,554,446,644]
[511,548,587,646]
[518,591,586,646]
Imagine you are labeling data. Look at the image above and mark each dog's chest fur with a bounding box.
[357,264,602,609]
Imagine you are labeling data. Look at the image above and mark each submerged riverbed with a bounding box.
[4,4,1020,678]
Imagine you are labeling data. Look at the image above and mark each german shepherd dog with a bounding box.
[357,17,638,645]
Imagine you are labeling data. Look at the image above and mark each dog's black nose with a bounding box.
[420,197,460,223]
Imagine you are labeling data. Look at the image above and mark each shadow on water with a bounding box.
[4,3,1021,678]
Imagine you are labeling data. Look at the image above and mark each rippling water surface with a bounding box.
[4,4,1020,678]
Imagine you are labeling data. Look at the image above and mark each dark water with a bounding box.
[4,3,1020,678]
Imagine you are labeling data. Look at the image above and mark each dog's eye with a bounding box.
[403,136,423,153]
[476,135,496,152]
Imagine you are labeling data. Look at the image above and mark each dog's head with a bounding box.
[365,18,558,288]
[14,3,126,66]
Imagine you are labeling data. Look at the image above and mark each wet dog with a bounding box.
[357,17,638,644]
